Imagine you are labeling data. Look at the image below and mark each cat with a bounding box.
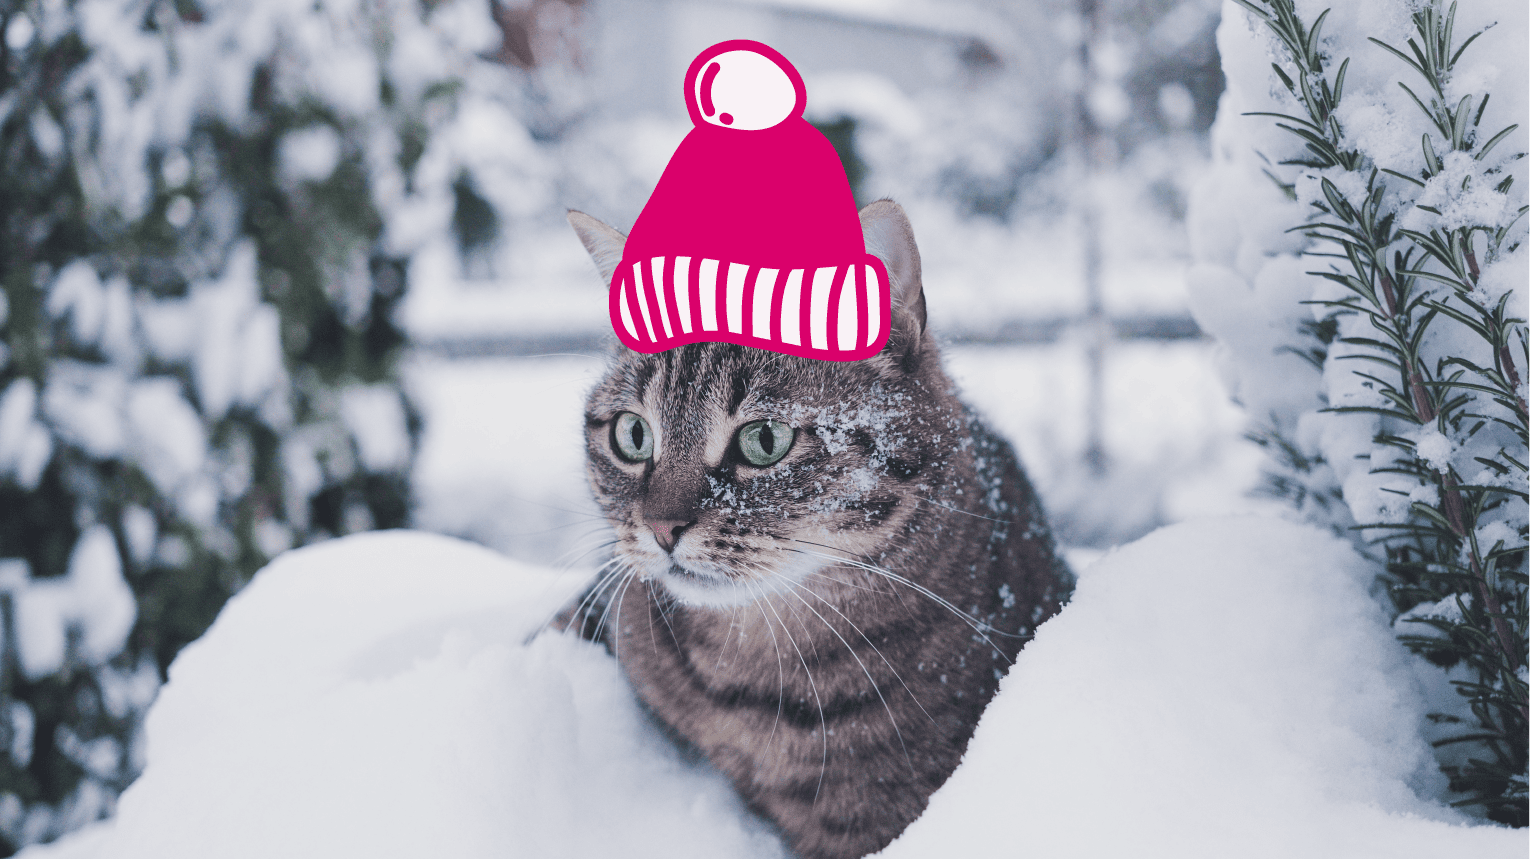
[555,199,1073,859]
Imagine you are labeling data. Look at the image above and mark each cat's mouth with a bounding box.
[665,563,712,582]
[661,562,737,590]
[649,552,825,609]
[654,561,757,608]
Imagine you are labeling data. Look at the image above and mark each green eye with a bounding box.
[737,420,794,467]
[612,412,654,462]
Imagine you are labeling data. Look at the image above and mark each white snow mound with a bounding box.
[878,516,1520,858]
[21,531,784,859]
[23,520,1521,858]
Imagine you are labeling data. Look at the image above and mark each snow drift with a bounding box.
[21,519,1519,858]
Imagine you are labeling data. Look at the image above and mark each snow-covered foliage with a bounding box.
[1188,0,1527,822]
[16,522,1523,858]
[0,0,557,848]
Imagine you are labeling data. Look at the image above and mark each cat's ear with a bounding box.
[567,210,627,285]
[859,199,927,350]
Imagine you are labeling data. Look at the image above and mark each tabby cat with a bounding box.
[556,200,1072,859]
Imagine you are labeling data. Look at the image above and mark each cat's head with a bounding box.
[573,201,962,608]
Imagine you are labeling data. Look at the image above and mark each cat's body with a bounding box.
[558,202,1071,859]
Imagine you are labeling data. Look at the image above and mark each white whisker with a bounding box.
[606,563,642,662]
[711,602,744,674]
[757,583,829,805]
[797,573,937,728]
[788,541,1025,663]
[588,557,637,648]
[652,586,682,652]
[777,581,916,776]
[550,531,620,572]
[911,494,1004,523]
[527,555,624,644]
[744,580,788,756]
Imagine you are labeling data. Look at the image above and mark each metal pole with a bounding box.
[1075,0,1109,477]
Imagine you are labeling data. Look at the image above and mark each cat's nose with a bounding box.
[648,518,695,553]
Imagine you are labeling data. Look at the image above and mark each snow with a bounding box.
[159,149,191,188]
[162,195,193,228]
[1180,0,1525,829]
[1157,81,1196,127]
[279,435,326,530]
[406,355,603,565]
[43,362,129,460]
[120,506,158,567]
[47,262,107,346]
[1411,426,1455,474]
[19,520,1519,858]
[5,526,137,680]
[947,341,1275,545]
[0,378,53,490]
[4,14,33,51]
[1188,0,1528,541]
[125,378,208,498]
[278,125,344,185]
[8,0,1522,850]
[29,358,211,517]
[806,72,925,138]
[339,384,412,472]
[190,242,287,424]
[63,527,139,665]
[881,516,1516,858]
[5,699,34,768]
[135,299,196,363]
[18,532,784,859]
[1402,151,1518,234]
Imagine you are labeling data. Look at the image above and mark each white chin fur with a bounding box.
[655,568,763,608]
[648,555,824,609]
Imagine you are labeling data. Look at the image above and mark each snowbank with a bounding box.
[879,516,1517,858]
[20,532,783,859]
[22,520,1519,858]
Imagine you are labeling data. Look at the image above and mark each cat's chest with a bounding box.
[614,584,825,697]
[614,580,978,720]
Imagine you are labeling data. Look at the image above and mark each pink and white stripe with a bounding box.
[610,255,890,360]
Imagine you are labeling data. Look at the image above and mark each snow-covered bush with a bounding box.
[0,0,550,850]
[1189,0,1526,824]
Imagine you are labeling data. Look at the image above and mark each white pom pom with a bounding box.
[694,49,798,131]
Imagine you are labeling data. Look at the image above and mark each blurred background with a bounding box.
[0,0,1272,851]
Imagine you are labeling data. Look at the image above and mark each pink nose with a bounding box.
[648,519,694,552]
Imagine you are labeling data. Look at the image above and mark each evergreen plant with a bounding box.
[1232,0,1526,825]
[0,0,480,848]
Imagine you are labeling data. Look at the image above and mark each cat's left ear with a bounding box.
[859,200,927,350]
[568,210,628,285]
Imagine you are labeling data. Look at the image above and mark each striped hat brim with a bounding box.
[609,254,892,361]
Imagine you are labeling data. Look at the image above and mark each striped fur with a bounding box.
[558,203,1072,859]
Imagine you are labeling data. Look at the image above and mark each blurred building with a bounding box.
[585,0,1020,118]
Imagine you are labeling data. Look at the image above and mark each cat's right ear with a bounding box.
[567,210,628,285]
[859,199,927,357]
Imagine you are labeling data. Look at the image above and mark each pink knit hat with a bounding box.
[608,40,891,361]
